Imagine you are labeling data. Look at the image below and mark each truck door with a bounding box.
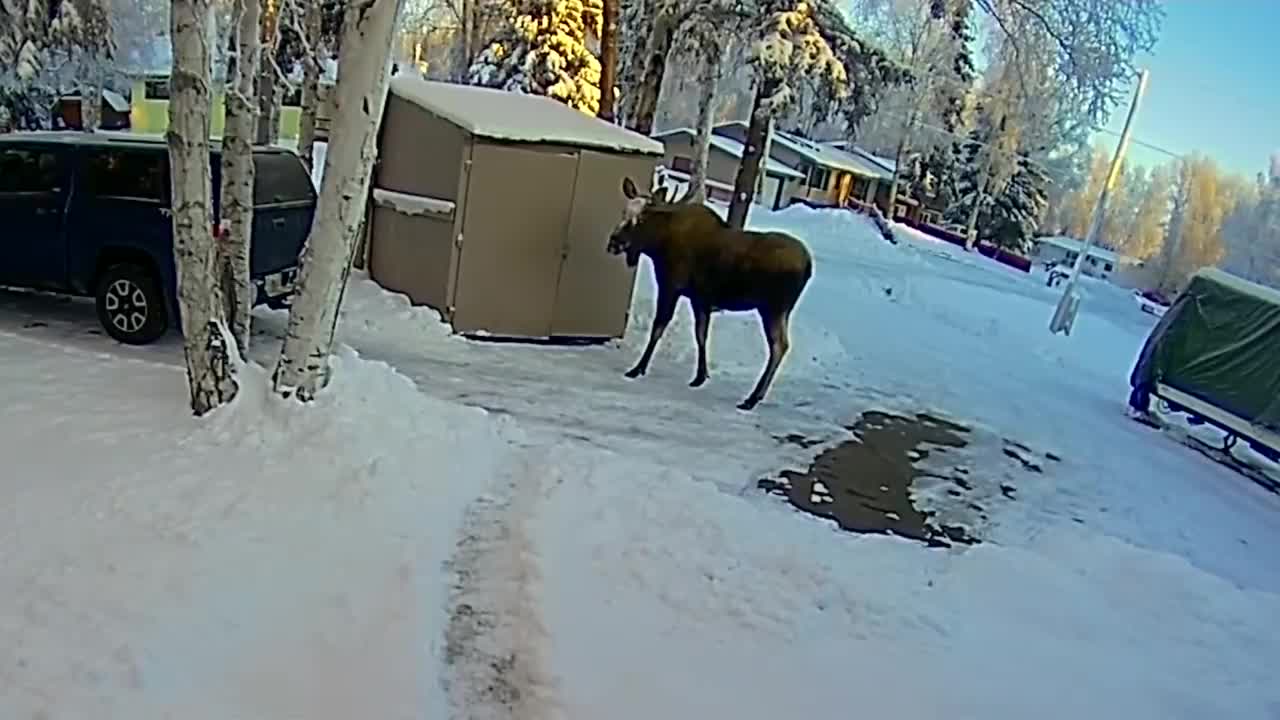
[0,144,69,290]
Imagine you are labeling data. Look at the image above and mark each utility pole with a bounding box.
[1049,69,1149,336]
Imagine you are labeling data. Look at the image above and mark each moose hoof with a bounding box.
[737,397,761,412]
[689,374,708,388]
[625,366,645,379]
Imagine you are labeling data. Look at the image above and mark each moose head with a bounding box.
[608,176,676,267]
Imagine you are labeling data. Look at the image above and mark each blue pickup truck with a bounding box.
[0,131,315,344]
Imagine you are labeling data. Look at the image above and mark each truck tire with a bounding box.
[95,262,168,345]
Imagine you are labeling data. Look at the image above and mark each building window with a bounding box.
[670,155,692,173]
[808,165,830,190]
[1104,262,1114,272]
[143,78,170,100]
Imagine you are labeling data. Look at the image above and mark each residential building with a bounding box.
[651,127,806,209]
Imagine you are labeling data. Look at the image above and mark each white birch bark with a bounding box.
[687,37,722,205]
[218,0,262,354]
[169,0,239,414]
[297,0,323,170]
[273,0,405,401]
[80,78,100,131]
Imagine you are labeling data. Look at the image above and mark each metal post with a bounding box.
[1050,69,1149,336]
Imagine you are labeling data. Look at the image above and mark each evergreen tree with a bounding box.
[468,0,602,114]
[945,123,1049,253]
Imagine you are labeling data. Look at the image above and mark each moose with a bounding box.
[607,176,814,411]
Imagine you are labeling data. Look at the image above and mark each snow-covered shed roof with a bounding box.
[824,140,897,175]
[388,75,663,156]
[651,128,805,179]
[1194,267,1280,306]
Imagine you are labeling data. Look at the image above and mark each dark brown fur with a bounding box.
[608,177,813,410]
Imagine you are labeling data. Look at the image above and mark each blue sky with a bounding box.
[1097,1,1279,177]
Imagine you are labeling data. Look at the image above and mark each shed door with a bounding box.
[452,143,577,337]
[550,151,653,338]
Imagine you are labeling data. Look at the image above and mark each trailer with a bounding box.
[1128,267,1280,465]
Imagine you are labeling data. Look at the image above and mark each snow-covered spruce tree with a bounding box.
[468,0,601,114]
[726,0,907,229]
[944,129,1049,253]
[169,0,240,414]
[47,0,116,131]
[274,0,406,401]
[218,0,262,355]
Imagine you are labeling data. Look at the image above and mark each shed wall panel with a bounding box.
[550,150,655,337]
[452,143,578,337]
[367,205,455,310]
[376,95,467,201]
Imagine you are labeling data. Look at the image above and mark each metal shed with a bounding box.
[367,74,664,340]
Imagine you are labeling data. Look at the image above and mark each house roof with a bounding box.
[824,140,897,174]
[656,167,735,192]
[388,74,663,156]
[712,121,892,180]
[1037,236,1121,263]
[651,128,805,179]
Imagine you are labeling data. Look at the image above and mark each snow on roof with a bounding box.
[388,74,663,156]
[652,128,805,179]
[822,140,897,175]
[657,168,735,192]
[711,122,891,180]
[1037,236,1121,263]
[1194,267,1280,306]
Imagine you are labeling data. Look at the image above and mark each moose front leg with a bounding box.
[626,287,678,378]
[690,302,711,387]
[739,308,791,411]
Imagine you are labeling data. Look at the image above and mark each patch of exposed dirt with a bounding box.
[760,410,1050,548]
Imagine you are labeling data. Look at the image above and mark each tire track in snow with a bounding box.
[442,448,562,720]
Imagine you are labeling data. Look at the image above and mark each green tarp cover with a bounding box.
[1129,268,1280,432]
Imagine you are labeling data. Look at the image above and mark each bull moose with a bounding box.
[606,176,814,411]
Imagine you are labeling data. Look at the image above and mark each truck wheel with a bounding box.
[95,263,168,345]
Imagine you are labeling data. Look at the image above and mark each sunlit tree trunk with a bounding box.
[169,0,239,414]
[727,81,773,230]
[274,0,405,401]
[597,0,619,122]
[219,0,263,354]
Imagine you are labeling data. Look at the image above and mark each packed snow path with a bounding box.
[3,205,1280,717]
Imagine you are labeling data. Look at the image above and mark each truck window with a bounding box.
[82,148,169,202]
[0,148,61,194]
[253,152,315,206]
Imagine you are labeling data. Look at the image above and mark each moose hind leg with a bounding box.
[690,304,711,387]
[738,308,791,411]
[627,288,678,378]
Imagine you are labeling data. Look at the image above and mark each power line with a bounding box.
[1091,127,1182,160]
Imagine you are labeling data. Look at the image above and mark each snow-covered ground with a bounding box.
[3,203,1280,718]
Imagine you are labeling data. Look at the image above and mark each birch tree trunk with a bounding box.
[297,0,323,170]
[687,37,722,205]
[628,14,675,135]
[80,77,100,131]
[727,82,772,230]
[597,0,619,122]
[274,0,405,401]
[255,0,281,145]
[219,0,262,354]
[169,0,239,415]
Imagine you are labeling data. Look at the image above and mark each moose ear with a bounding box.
[622,176,638,199]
